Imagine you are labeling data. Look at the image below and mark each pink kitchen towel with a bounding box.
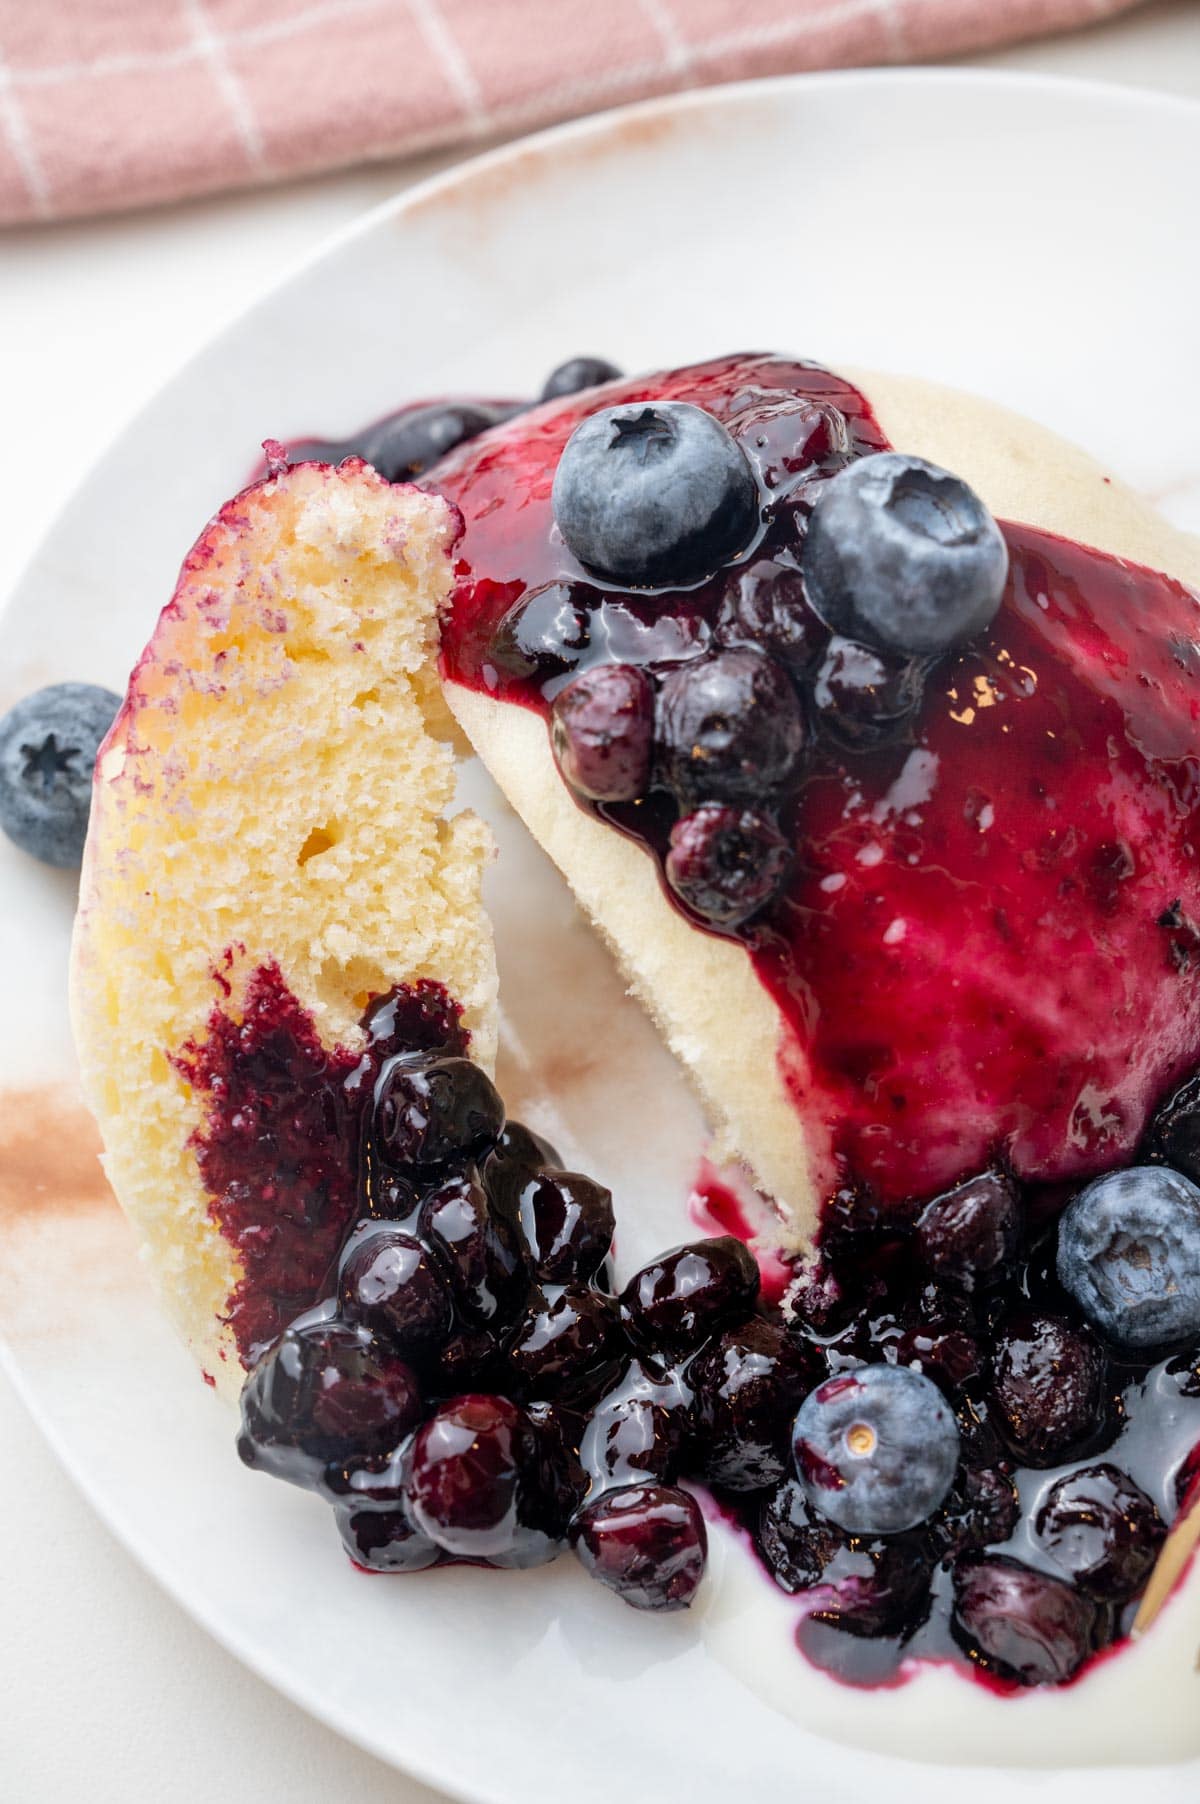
[0,0,1145,225]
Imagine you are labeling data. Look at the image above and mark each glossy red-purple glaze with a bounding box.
[429,354,1200,1212]
[175,960,467,1364]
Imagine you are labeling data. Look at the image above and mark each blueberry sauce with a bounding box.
[175,959,466,1363]
[424,353,1200,1209]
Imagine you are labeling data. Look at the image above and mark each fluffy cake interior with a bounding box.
[70,459,497,1397]
[445,371,1200,1248]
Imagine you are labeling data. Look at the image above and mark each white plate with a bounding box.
[3,69,1200,1804]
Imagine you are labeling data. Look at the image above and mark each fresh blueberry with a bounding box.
[571,1483,707,1611]
[665,804,791,929]
[579,1360,692,1492]
[1033,1463,1165,1602]
[550,664,654,802]
[552,402,758,585]
[406,1394,549,1562]
[792,1365,960,1535]
[989,1312,1109,1465]
[374,1055,505,1169]
[951,1557,1100,1686]
[915,1170,1022,1287]
[489,582,594,682]
[1057,1166,1200,1352]
[505,1283,622,1400]
[237,1313,423,1488]
[689,1317,813,1492]
[717,558,828,670]
[337,1223,455,1354]
[513,1168,615,1282]
[0,683,121,868]
[809,637,926,751]
[657,646,805,805]
[802,452,1008,657]
[540,357,622,402]
[419,1170,525,1326]
[619,1236,760,1356]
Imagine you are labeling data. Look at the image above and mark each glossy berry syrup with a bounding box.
[175,960,466,1363]
[426,353,1200,1209]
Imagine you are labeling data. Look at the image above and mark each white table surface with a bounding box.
[3,6,1200,1798]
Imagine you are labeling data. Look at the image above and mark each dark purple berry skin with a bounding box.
[490,582,593,682]
[374,1055,505,1169]
[952,1557,1101,1686]
[572,1483,707,1611]
[514,1169,615,1282]
[915,1170,1021,1287]
[361,1165,420,1223]
[892,1323,981,1394]
[325,1440,442,1573]
[689,1317,812,1492]
[540,357,622,402]
[579,1361,692,1492]
[1033,1464,1165,1602]
[665,803,791,928]
[505,1283,621,1399]
[929,1465,1019,1562]
[337,1225,455,1353]
[419,1171,525,1327]
[237,1313,423,1488]
[657,646,805,805]
[407,1394,542,1561]
[717,558,827,670]
[805,1537,935,1639]
[757,1478,844,1594]
[810,637,925,751]
[619,1236,760,1356]
[989,1312,1110,1467]
[433,1327,502,1395]
[481,1118,563,1224]
[1148,1071,1200,1185]
[550,663,655,802]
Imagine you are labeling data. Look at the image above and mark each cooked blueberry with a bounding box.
[361,1163,420,1223]
[930,1465,1019,1561]
[374,1055,505,1168]
[237,1314,422,1488]
[580,1361,692,1491]
[915,1170,1021,1287]
[952,1557,1100,1686]
[505,1283,621,1399]
[407,1394,547,1562]
[325,1439,442,1573]
[892,1322,981,1394]
[335,1504,442,1573]
[419,1170,525,1326]
[1148,1072,1200,1185]
[805,1535,934,1638]
[717,558,827,669]
[540,357,622,401]
[489,582,593,681]
[1033,1464,1165,1602]
[757,1478,843,1593]
[514,1169,614,1282]
[1057,1166,1200,1352]
[665,803,791,929]
[552,402,758,585]
[802,452,1008,657]
[989,1312,1109,1466]
[657,646,805,804]
[550,664,654,802]
[481,1119,563,1225]
[0,683,121,868]
[356,400,511,482]
[690,1317,813,1492]
[792,1365,960,1535]
[337,1224,455,1353]
[809,637,925,751]
[572,1483,707,1611]
[620,1236,759,1356]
